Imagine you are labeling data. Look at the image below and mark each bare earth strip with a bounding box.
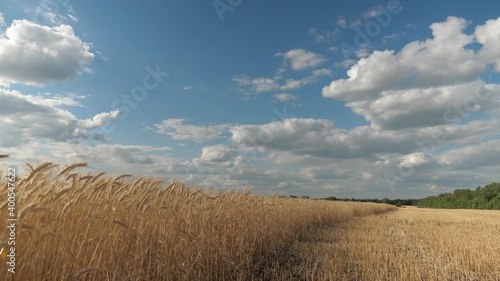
[298,207,500,281]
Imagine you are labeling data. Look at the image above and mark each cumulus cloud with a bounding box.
[79,111,119,130]
[475,17,500,71]
[273,93,297,102]
[437,139,500,169]
[230,118,500,159]
[276,49,326,71]
[153,119,229,142]
[0,12,5,26]
[399,152,434,168]
[251,77,279,93]
[0,20,94,86]
[199,144,237,163]
[322,16,500,130]
[354,82,500,130]
[280,68,333,91]
[0,88,119,146]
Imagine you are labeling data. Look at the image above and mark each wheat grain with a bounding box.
[56,163,87,178]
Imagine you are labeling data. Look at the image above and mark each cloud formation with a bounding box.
[273,93,297,102]
[153,119,229,142]
[322,16,500,130]
[0,89,118,146]
[230,118,500,160]
[276,49,326,71]
[0,20,94,86]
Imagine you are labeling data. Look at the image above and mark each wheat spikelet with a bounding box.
[21,162,57,184]
[74,267,99,278]
[56,163,87,178]
[25,162,34,172]
[114,174,132,182]
[19,224,34,230]
[78,175,93,182]
[90,171,106,183]
[54,188,73,200]
[19,203,40,221]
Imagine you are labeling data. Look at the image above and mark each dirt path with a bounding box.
[292,207,500,281]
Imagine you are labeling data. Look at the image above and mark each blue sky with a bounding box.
[1,0,500,198]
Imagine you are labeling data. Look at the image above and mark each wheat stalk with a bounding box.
[56,163,87,178]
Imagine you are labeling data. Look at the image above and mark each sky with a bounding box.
[0,0,499,199]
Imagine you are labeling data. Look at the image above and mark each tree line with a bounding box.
[416,182,500,209]
[319,182,500,210]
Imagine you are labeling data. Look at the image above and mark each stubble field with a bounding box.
[304,206,500,281]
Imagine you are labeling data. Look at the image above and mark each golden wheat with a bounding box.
[0,162,394,280]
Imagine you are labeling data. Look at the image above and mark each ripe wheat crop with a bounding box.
[0,161,394,280]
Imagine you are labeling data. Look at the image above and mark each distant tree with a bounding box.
[416,182,500,210]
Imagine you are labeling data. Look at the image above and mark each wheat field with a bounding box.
[305,206,500,281]
[0,160,394,280]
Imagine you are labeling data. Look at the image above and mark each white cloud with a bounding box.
[199,144,237,163]
[308,28,339,43]
[312,68,333,77]
[280,68,332,91]
[323,17,484,100]
[273,93,297,102]
[79,111,119,130]
[437,139,500,169]
[252,77,279,93]
[276,49,326,71]
[336,17,347,28]
[362,5,385,19]
[0,88,118,146]
[354,82,500,130]
[153,119,229,142]
[0,12,5,26]
[183,86,193,90]
[230,118,500,159]
[399,152,434,168]
[475,17,500,71]
[232,74,252,86]
[24,0,77,26]
[0,20,94,86]
[68,14,78,22]
[322,16,500,130]
[383,33,400,41]
[232,75,280,94]
[280,79,304,91]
